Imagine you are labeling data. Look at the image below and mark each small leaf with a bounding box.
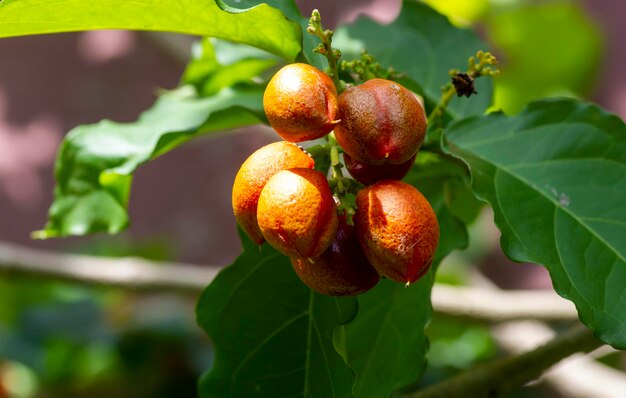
[345,151,471,397]
[36,85,264,238]
[183,38,279,96]
[445,98,626,348]
[334,0,492,119]
[0,0,302,60]
[197,232,357,397]
[306,144,331,175]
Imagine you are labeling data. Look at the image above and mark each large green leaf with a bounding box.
[345,152,472,397]
[333,0,492,119]
[0,0,302,60]
[36,85,263,238]
[197,232,357,397]
[444,98,626,348]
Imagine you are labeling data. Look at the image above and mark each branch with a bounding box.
[459,270,626,398]
[0,241,218,293]
[0,242,578,321]
[493,321,626,398]
[408,324,603,398]
[431,284,577,322]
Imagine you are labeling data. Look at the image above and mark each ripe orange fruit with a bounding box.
[291,215,379,296]
[344,152,416,186]
[355,180,439,284]
[334,78,426,165]
[257,168,338,259]
[232,141,314,244]
[263,63,339,142]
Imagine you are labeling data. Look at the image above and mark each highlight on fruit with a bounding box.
[232,141,314,244]
[263,63,339,142]
[257,168,338,259]
[354,180,439,285]
[334,78,427,165]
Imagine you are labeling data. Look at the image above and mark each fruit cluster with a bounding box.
[232,63,439,296]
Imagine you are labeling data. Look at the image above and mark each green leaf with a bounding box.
[201,58,276,96]
[183,38,279,96]
[345,151,471,397]
[0,0,302,60]
[334,0,492,119]
[405,152,483,237]
[444,98,626,348]
[219,0,327,69]
[197,232,357,397]
[346,276,434,398]
[36,85,263,238]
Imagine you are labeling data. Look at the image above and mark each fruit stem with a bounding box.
[328,133,345,191]
[427,50,499,129]
[325,133,360,225]
[307,9,344,90]
[427,84,455,127]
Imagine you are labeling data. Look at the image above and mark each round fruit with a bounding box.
[355,180,439,284]
[291,215,379,296]
[344,152,416,186]
[257,168,338,259]
[232,141,314,244]
[334,78,426,165]
[263,63,339,142]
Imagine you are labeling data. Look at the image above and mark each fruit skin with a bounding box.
[232,141,315,244]
[291,216,379,296]
[263,63,339,142]
[344,152,416,186]
[257,168,338,259]
[355,180,439,284]
[334,78,426,165]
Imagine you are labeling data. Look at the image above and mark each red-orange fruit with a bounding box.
[355,180,439,284]
[257,168,338,259]
[232,141,315,244]
[263,63,339,142]
[344,152,416,186]
[334,78,426,165]
[291,216,380,296]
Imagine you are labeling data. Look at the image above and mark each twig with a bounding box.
[409,324,602,398]
[307,9,342,88]
[426,51,499,129]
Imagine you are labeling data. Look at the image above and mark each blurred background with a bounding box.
[0,0,624,396]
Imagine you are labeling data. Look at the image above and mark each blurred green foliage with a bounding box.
[425,0,603,114]
[0,273,210,397]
